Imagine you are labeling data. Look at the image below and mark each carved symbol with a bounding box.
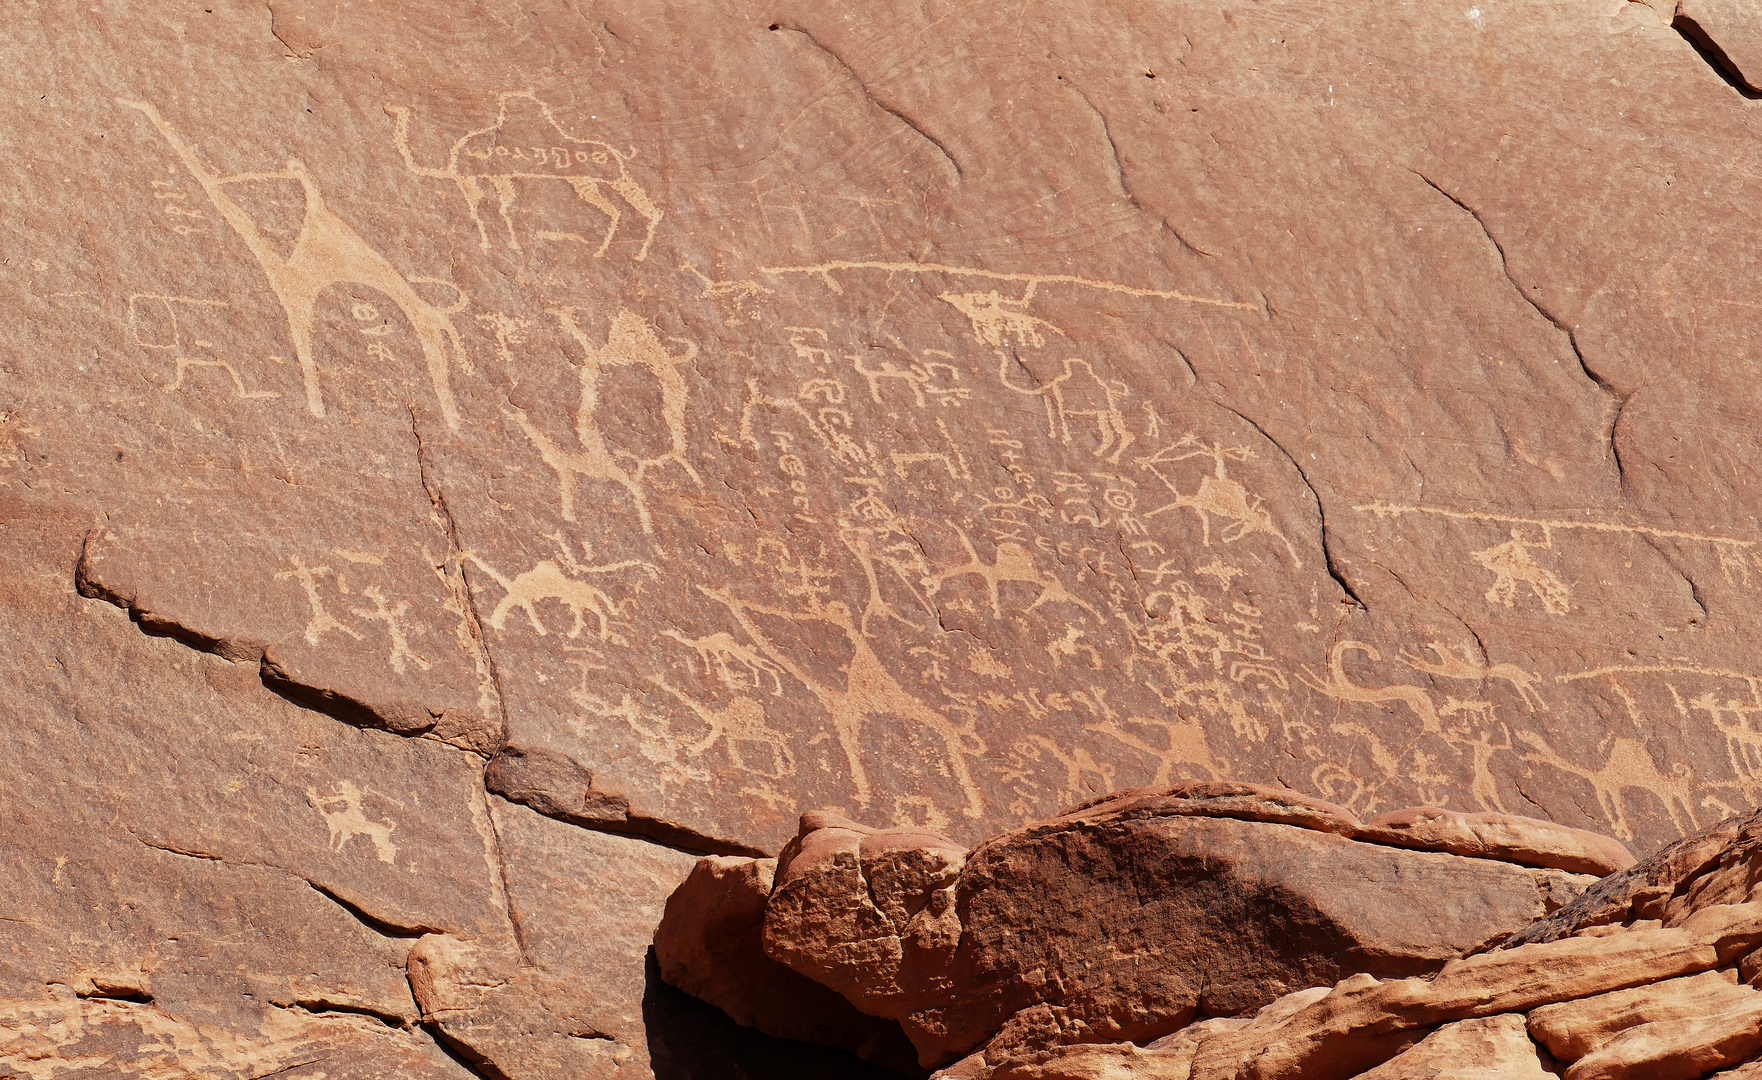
[853,351,969,409]
[759,258,1258,310]
[1087,715,1219,785]
[275,556,363,646]
[164,358,282,399]
[1298,641,1442,734]
[649,676,795,778]
[1471,528,1571,615]
[388,91,661,260]
[938,289,1064,347]
[118,99,471,429]
[1137,432,1301,565]
[1000,355,1136,463]
[306,781,399,863]
[126,293,281,400]
[1561,662,1762,799]
[1397,641,1548,711]
[349,584,432,675]
[661,628,786,695]
[1517,729,1697,841]
[702,586,987,818]
[922,527,1098,620]
[1359,501,1760,589]
[464,541,656,642]
[510,308,702,532]
[1011,734,1117,812]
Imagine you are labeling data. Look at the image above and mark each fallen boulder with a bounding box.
[660,783,1614,1067]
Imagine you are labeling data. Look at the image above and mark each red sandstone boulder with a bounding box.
[690,791,1603,1067]
[654,852,922,1072]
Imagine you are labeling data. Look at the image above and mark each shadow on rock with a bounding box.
[643,949,922,1079]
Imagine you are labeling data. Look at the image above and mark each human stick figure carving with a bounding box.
[1137,433,1301,565]
[387,91,662,260]
[511,308,702,532]
[701,586,987,819]
[117,99,471,430]
[275,556,364,646]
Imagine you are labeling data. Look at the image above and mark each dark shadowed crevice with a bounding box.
[1215,403,1367,609]
[421,1021,513,1080]
[278,998,411,1029]
[75,986,155,1004]
[641,948,923,1080]
[1412,172,1632,495]
[1672,13,1762,98]
[306,881,442,938]
[408,407,511,752]
[75,543,493,754]
[135,836,225,861]
[257,666,407,732]
[484,747,768,857]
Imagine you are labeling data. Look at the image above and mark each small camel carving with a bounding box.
[510,308,702,532]
[388,91,662,260]
[464,540,655,640]
[662,628,786,696]
[999,355,1134,463]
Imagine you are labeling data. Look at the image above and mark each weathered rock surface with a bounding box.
[0,498,896,1075]
[11,0,1762,1072]
[1351,1015,1552,1080]
[11,0,1762,870]
[661,790,1606,1066]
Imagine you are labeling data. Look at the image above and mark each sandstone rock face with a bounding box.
[661,790,1609,1066]
[10,0,1762,1074]
[11,0,1762,872]
[0,497,897,1076]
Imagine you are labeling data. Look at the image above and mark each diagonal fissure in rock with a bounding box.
[75,532,491,756]
[1215,403,1366,609]
[1412,171,1632,494]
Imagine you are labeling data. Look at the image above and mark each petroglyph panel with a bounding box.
[14,0,1762,882]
